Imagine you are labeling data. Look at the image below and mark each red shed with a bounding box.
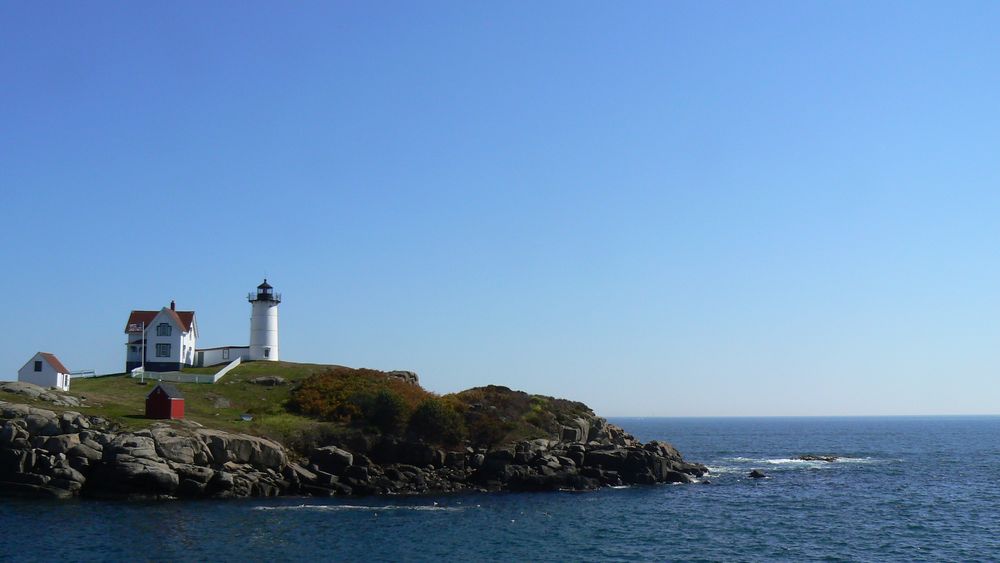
[146,383,185,419]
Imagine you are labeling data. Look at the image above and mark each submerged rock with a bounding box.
[798,455,839,463]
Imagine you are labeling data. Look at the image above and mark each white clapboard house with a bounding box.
[124,301,198,373]
[18,352,72,391]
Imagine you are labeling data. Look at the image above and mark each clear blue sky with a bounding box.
[2,2,998,416]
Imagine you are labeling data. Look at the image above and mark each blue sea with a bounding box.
[2,416,999,561]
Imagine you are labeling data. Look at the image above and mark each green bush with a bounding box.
[367,388,409,434]
[289,367,432,433]
[408,397,466,445]
[465,412,514,448]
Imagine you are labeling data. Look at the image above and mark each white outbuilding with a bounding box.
[18,352,72,391]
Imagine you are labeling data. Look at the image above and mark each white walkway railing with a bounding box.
[130,357,241,384]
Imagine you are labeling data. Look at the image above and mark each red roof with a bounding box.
[125,308,196,333]
[38,352,69,374]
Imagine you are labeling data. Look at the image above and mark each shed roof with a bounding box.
[148,383,183,400]
[38,352,69,374]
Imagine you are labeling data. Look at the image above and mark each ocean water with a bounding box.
[2,416,999,561]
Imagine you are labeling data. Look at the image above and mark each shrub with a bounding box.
[368,388,409,434]
[408,397,466,446]
[465,411,514,448]
[289,367,432,433]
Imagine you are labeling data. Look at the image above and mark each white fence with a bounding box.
[70,369,97,378]
[130,357,241,384]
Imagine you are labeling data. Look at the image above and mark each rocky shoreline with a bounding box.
[0,400,707,500]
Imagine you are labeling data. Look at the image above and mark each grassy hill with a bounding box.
[9,362,340,441]
[1,360,598,455]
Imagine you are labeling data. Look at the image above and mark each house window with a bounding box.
[34,361,42,372]
[264,348,270,358]
[223,348,230,360]
[130,346,137,353]
[156,323,172,336]
[156,343,171,357]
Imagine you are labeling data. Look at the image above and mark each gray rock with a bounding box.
[249,376,286,386]
[798,455,838,463]
[311,446,354,475]
[95,454,179,494]
[170,462,215,484]
[561,426,583,442]
[0,383,81,407]
[59,412,90,433]
[0,422,29,447]
[287,462,318,484]
[749,469,767,479]
[196,429,287,469]
[0,448,36,475]
[50,467,86,484]
[67,443,103,463]
[150,427,211,465]
[43,434,81,455]
[106,434,160,462]
[24,411,61,436]
[386,371,419,385]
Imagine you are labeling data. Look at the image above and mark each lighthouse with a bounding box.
[248,279,280,361]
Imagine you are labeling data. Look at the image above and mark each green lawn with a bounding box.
[37,361,349,443]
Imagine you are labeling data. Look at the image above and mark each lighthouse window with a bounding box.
[156,343,171,357]
[264,348,270,358]
[156,323,172,336]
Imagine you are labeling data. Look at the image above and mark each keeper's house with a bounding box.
[125,301,197,373]
[18,352,71,391]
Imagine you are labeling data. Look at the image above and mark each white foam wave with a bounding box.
[710,456,886,475]
[253,504,465,512]
[705,466,741,475]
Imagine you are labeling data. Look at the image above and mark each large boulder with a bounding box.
[43,434,81,455]
[105,434,160,462]
[311,446,353,475]
[24,409,62,436]
[0,421,29,448]
[196,429,286,469]
[91,455,179,495]
[150,427,211,465]
[386,371,419,385]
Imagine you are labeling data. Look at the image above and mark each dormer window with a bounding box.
[156,323,172,336]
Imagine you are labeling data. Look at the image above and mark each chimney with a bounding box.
[170,300,176,311]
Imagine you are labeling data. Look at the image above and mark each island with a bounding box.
[0,362,706,499]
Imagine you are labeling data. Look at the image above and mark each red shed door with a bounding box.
[170,398,185,419]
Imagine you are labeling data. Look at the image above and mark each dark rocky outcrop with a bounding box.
[0,401,290,500]
[0,398,707,500]
[749,469,767,479]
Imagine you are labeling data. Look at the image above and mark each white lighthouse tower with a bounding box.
[248,279,280,361]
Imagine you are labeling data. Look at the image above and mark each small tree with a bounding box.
[367,388,409,434]
[408,397,466,446]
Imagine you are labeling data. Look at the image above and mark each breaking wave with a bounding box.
[252,503,466,512]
